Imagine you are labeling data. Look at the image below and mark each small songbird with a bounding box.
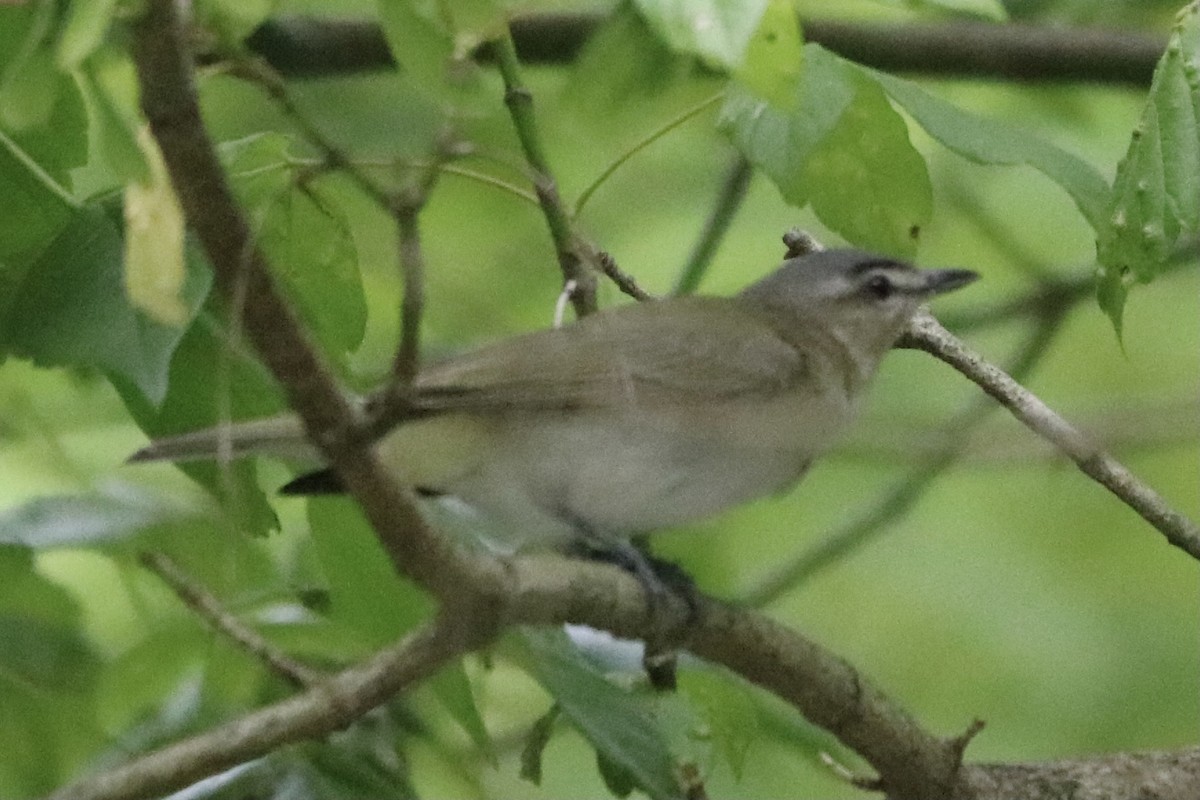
[130,249,976,568]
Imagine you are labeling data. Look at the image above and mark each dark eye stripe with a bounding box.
[849,258,912,277]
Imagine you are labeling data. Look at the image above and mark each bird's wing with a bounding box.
[413,297,813,412]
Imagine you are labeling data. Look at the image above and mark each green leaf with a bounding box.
[0,205,211,405]
[428,662,495,763]
[220,133,367,356]
[803,72,932,256]
[113,315,280,538]
[375,0,456,87]
[563,5,696,123]
[0,546,82,629]
[508,629,683,800]
[722,45,929,254]
[0,43,61,131]
[56,0,120,69]
[125,127,189,327]
[5,73,88,185]
[96,625,209,734]
[633,0,769,70]
[306,498,432,648]
[163,710,419,799]
[76,58,150,184]
[1096,1,1200,334]
[0,132,73,260]
[871,67,1111,232]
[677,670,759,780]
[195,0,277,46]
[0,614,102,693]
[0,486,195,549]
[0,667,105,795]
[734,0,804,109]
[519,704,560,785]
[596,749,638,798]
[719,44,856,207]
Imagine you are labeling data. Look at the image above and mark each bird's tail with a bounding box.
[127,414,316,464]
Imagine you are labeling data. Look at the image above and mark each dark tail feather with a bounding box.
[280,469,346,495]
[280,469,446,498]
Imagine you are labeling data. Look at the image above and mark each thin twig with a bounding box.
[436,162,539,205]
[782,228,826,258]
[674,156,753,295]
[597,251,654,301]
[391,154,445,386]
[574,91,724,216]
[741,305,1068,606]
[901,310,1200,561]
[487,31,598,316]
[140,551,322,688]
[392,198,425,385]
[227,55,393,210]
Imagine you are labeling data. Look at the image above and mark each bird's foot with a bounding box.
[568,537,699,691]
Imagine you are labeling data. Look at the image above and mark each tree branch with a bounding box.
[140,551,322,689]
[674,156,753,296]
[131,0,503,602]
[49,551,1200,800]
[242,14,1165,87]
[45,617,465,800]
[111,6,1197,800]
[900,310,1200,561]
[742,302,1069,606]
[487,32,598,316]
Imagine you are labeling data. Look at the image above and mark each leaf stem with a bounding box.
[673,155,752,295]
[574,91,724,217]
[0,127,80,209]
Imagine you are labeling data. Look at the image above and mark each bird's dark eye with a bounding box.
[865,274,894,300]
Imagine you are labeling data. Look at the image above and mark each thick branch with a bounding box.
[50,552,1200,800]
[131,0,502,600]
[958,748,1200,800]
[45,619,465,800]
[900,310,1200,560]
[243,14,1164,86]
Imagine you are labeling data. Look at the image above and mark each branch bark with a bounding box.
[131,0,501,604]
[241,13,1165,86]
[48,553,1200,800]
[900,310,1200,561]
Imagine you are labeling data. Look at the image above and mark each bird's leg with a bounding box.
[567,530,698,691]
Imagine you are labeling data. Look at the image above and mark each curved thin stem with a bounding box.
[574,92,724,217]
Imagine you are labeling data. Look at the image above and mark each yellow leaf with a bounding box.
[123,125,187,327]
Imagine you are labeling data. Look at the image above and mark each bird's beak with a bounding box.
[921,268,979,296]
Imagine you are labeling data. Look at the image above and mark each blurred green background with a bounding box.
[0,0,1196,798]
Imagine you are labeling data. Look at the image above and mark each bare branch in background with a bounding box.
[242,14,1164,86]
[674,156,753,295]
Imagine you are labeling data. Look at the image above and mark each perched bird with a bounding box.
[130,249,976,568]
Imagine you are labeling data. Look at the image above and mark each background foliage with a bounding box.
[0,0,1196,798]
